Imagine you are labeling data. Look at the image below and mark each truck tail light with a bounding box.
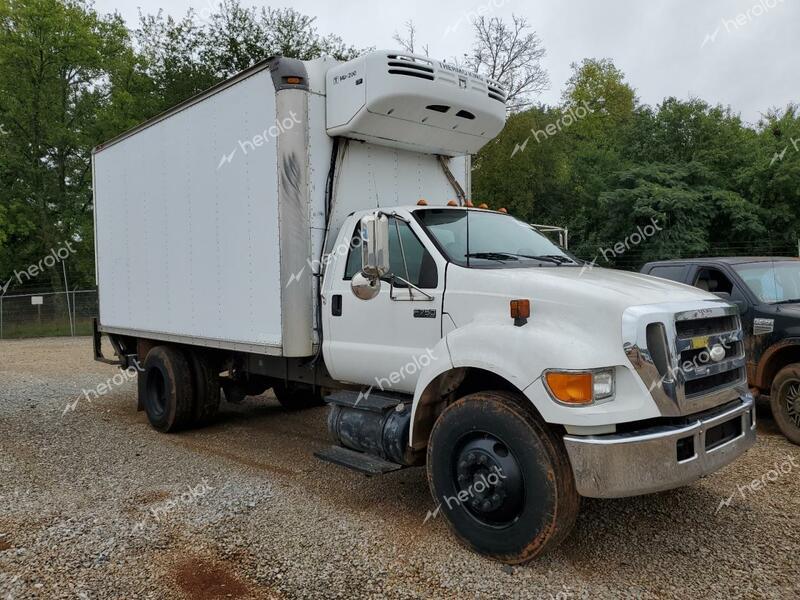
[545,372,594,404]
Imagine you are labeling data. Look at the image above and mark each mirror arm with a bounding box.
[390,276,434,301]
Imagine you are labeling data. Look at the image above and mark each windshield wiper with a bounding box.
[528,254,577,265]
[774,298,800,305]
[466,252,519,262]
[466,252,575,265]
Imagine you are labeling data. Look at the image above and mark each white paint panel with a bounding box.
[326,142,469,249]
[94,70,282,347]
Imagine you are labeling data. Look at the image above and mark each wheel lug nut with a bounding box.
[466,452,477,464]
[477,454,488,465]
[481,500,492,512]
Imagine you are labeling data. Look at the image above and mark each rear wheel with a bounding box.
[272,382,326,410]
[770,364,800,445]
[427,391,579,564]
[188,351,220,425]
[141,346,194,433]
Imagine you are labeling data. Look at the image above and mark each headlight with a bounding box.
[544,369,616,405]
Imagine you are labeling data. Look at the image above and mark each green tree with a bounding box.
[0,0,132,290]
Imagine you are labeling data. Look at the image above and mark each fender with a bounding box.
[754,336,800,390]
[408,317,652,449]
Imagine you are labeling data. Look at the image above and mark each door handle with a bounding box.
[332,294,342,316]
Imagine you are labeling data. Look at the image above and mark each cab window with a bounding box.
[694,268,734,295]
[648,265,687,283]
[344,218,438,288]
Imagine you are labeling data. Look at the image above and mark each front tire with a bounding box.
[141,346,194,433]
[770,364,800,445]
[427,391,579,564]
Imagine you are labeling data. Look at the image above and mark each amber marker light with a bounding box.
[544,372,594,405]
[417,199,428,206]
[447,200,458,206]
[498,207,508,213]
[510,299,530,326]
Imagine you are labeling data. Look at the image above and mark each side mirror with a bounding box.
[714,292,748,315]
[351,213,390,300]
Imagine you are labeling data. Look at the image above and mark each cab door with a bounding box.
[322,213,445,393]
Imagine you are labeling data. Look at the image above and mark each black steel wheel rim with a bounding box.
[452,432,525,527]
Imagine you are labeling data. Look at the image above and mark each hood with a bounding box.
[460,264,716,310]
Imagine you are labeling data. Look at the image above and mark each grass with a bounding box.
[0,318,94,339]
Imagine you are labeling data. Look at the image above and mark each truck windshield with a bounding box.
[732,260,800,304]
[415,208,576,268]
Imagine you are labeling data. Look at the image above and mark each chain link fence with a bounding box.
[0,289,97,339]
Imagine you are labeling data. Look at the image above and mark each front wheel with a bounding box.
[427,391,579,564]
[770,364,800,445]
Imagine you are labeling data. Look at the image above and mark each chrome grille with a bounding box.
[674,310,746,400]
[623,302,748,417]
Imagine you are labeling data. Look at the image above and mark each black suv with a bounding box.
[641,257,800,445]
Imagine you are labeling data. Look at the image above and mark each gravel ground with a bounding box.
[1,337,798,599]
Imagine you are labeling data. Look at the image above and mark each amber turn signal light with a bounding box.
[545,372,594,404]
[417,198,428,206]
[510,299,530,319]
[447,200,458,206]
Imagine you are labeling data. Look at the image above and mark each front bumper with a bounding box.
[563,394,756,498]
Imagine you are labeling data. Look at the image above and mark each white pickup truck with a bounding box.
[92,50,756,564]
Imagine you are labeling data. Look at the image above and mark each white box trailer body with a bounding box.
[93,55,478,357]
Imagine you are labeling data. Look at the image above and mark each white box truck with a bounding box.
[92,51,756,564]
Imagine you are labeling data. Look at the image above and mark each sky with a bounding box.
[94,0,798,126]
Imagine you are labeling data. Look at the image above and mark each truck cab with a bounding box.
[643,257,800,445]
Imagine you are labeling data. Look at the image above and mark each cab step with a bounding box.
[314,445,405,476]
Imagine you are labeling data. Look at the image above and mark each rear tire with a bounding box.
[272,382,326,410]
[188,351,220,425]
[770,364,800,445]
[427,391,579,564]
[141,346,194,433]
